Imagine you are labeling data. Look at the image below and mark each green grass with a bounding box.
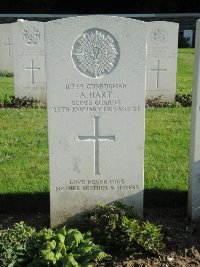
[0,109,48,194]
[0,48,195,210]
[145,107,190,191]
[0,77,14,96]
[0,107,191,208]
[176,48,194,95]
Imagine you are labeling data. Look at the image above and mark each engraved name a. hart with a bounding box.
[79,91,112,99]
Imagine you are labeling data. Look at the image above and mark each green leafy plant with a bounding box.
[121,217,164,254]
[138,221,164,254]
[0,222,111,267]
[27,226,111,266]
[0,221,36,267]
[84,202,164,256]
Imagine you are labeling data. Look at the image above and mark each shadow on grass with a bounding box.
[0,192,50,213]
[0,189,187,214]
[144,189,187,207]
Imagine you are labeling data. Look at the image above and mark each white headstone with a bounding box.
[12,21,46,103]
[0,23,13,72]
[45,16,146,227]
[183,30,193,48]
[188,19,200,221]
[146,21,179,102]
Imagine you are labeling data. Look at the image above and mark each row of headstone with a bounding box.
[0,21,46,103]
[1,16,189,228]
[42,17,200,225]
[0,19,179,105]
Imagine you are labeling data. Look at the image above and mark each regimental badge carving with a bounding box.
[22,26,40,44]
[72,28,120,78]
[150,27,168,45]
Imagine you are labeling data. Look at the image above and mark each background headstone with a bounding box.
[183,29,193,48]
[146,21,179,102]
[0,23,13,72]
[12,20,46,103]
[188,19,200,221]
[45,16,146,227]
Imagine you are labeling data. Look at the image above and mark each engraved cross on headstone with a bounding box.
[150,59,167,88]
[78,116,115,175]
[25,60,40,84]
[4,38,12,56]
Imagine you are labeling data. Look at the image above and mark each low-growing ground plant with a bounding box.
[0,222,111,267]
[28,227,111,266]
[145,96,181,108]
[0,95,45,108]
[145,93,192,108]
[83,202,164,256]
[0,221,35,267]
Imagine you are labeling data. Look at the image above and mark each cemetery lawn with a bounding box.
[0,108,49,212]
[0,108,48,193]
[0,77,14,96]
[145,107,190,206]
[0,48,194,211]
[0,48,199,266]
[0,106,190,209]
[176,48,194,95]
[0,107,198,267]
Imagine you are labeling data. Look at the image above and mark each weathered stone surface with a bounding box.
[12,21,46,103]
[0,23,13,72]
[146,21,179,102]
[45,16,146,227]
[188,19,200,221]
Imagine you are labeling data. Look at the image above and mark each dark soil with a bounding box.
[0,207,200,267]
